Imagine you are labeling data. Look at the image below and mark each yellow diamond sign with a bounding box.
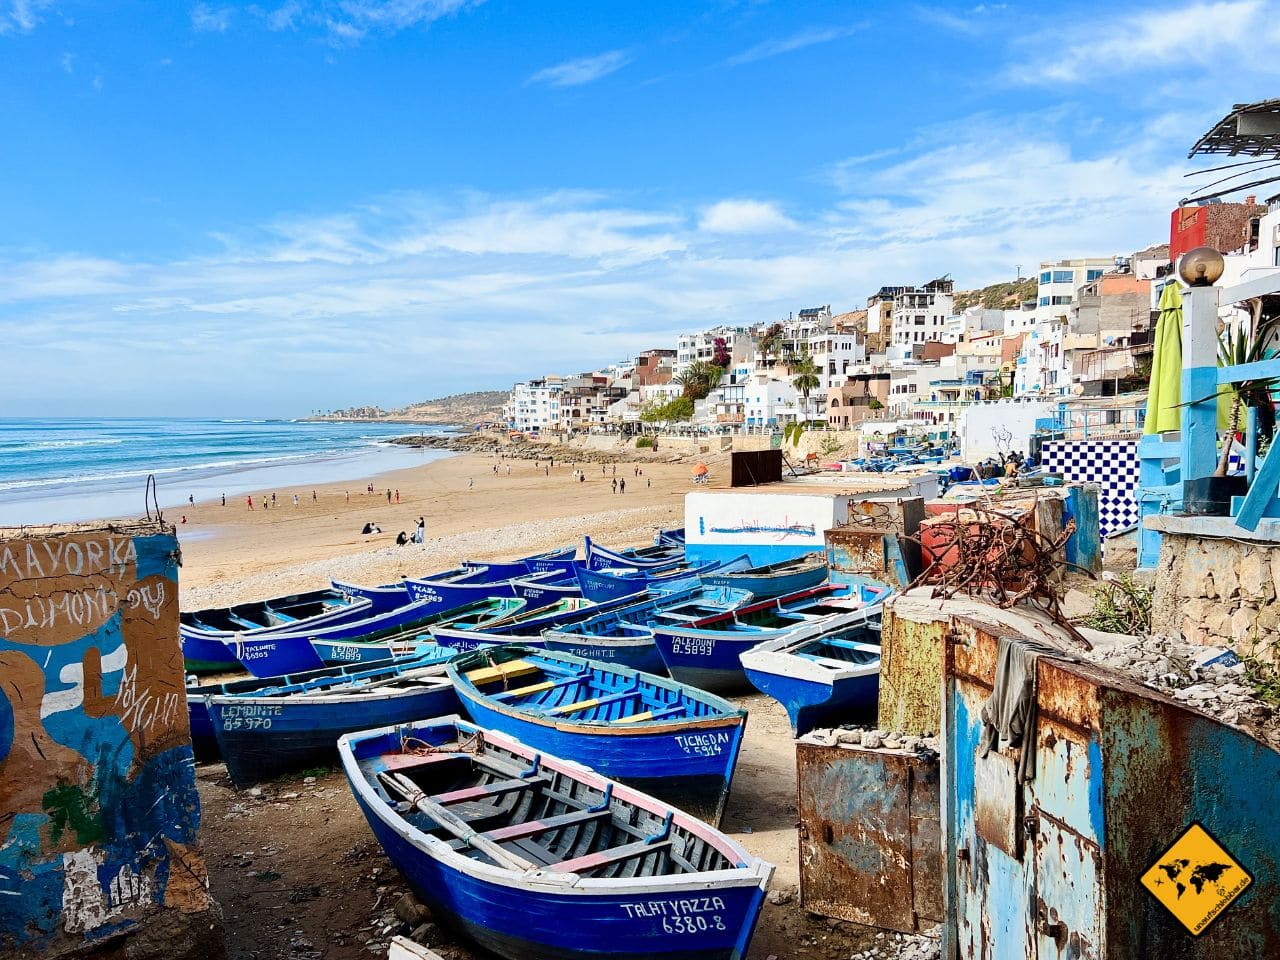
[1141,823,1252,935]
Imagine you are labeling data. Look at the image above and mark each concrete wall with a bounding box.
[1151,528,1280,664]
[0,523,221,957]
[959,399,1055,461]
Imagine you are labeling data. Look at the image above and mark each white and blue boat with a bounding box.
[739,615,882,735]
[654,527,686,548]
[447,646,748,825]
[206,650,458,787]
[428,592,647,654]
[340,717,773,960]
[575,555,750,604]
[405,568,573,613]
[181,588,374,674]
[701,552,828,600]
[583,536,683,571]
[333,564,486,613]
[542,585,755,675]
[652,578,894,694]
[231,596,534,678]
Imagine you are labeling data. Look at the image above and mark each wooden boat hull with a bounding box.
[207,665,458,787]
[341,719,771,960]
[449,648,747,825]
[575,557,746,604]
[541,633,666,675]
[584,537,683,571]
[702,555,828,600]
[181,632,240,675]
[739,663,877,735]
[404,570,567,613]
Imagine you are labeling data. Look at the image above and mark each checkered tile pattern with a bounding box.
[1042,439,1139,548]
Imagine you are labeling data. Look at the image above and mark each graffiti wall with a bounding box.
[0,522,216,954]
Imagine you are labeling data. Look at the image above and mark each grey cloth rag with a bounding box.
[978,635,1070,782]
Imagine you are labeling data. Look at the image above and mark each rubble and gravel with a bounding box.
[803,726,941,755]
[849,929,942,960]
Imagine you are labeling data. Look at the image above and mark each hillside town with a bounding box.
[501,196,1274,460]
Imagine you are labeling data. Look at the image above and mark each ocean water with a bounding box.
[0,418,454,526]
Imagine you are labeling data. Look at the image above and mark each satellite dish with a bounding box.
[1072,383,1085,396]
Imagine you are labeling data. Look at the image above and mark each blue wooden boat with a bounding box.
[404,568,570,613]
[575,555,750,604]
[654,527,686,547]
[542,586,755,675]
[511,572,583,605]
[460,545,577,582]
[181,588,373,674]
[231,596,533,678]
[206,651,458,787]
[428,592,647,654]
[448,646,748,825]
[652,578,894,694]
[340,716,772,960]
[186,653,427,762]
[702,552,828,600]
[333,564,487,613]
[739,614,882,735]
[583,536,683,571]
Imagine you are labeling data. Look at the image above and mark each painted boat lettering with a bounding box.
[330,644,363,662]
[240,643,276,661]
[622,896,729,934]
[670,636,715,658]
[219,703,282,731]
[569,646,615,659]
[674,731,731,756]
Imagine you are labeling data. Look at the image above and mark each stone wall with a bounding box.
[1151,530,1280,664]
[0,522,223,958]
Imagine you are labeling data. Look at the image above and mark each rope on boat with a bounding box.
[400,731,483,757]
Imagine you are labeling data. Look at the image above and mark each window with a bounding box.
[1039,296,1050,306]
[1039,271,1051,284]
[1051,295,1072,305]
[1086,269,1104,281]
[1052,270,1074,284]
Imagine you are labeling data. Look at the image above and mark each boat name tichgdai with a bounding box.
[674,731,731,755]
[620,895,729,921]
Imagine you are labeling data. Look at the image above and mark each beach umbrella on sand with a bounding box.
[1145,281,1184,435]
[692,463,709,477]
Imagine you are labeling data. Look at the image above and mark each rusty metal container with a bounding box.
[796,735,944,934]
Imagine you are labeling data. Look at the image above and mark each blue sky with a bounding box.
[2,0,1277,416]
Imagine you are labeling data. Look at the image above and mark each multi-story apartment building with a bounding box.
[826,372,891,430]
[1032,258,1113,326]
[632,349,676,386]
[865,287,906,355]
[675,326,754,376]
[505,376,564,432]
[889,278,954,360]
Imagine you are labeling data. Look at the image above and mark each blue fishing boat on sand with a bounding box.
[655,527,686,547]
[404,568,572,613]
[575,555,750,603]
[340,717,773,960]
[186,653,427,762]
[428,592,646,654]
[583,536,683,571]
[701,552,828,600]
[542,585,755,675]
[207,650,458,787]
[652,578,893,694]
[181,587,373,674]
[231,596,533,678]
[447,645,748,825]
[739,614,882,735]
[333,565,485,613]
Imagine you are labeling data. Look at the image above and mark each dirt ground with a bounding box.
[196,691,890,960]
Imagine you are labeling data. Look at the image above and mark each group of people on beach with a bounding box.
[238,490,318,510]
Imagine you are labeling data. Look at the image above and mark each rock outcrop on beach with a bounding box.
[389,431,689,465]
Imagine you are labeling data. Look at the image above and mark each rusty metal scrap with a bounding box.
[905,506,1093,650]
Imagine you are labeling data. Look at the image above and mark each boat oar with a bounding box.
[378,772,537,873]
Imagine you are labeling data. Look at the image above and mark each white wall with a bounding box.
[685,491,842,552]
[959,398,1056,461]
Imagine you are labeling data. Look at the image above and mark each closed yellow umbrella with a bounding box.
[1144,281,1183,434]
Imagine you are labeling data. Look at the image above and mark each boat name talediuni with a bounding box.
[620,896,727,919]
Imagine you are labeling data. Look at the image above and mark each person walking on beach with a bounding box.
[468,478,474,490]
[247,495,253,510]
[293,494,299,507]
[188,494,194,506]
[395,489,400,504]
[345,491,350,503]
[646,477,651,488]
[506,465,511,475]
[619,478,626,494]
[579,473,585,483]
[611,478,617,494]
[221,493,226,506]
[386,489,392,504]
[271,492,277,505]
[312,490,317,502]
[612,464,616,477]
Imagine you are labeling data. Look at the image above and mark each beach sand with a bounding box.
[177,449,699,608]
[182,448,886,959]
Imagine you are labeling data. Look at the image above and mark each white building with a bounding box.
[505,376,564,432]
[808,330,867,391]
[744,377,801,428]
[889,278,954,360]
[675,326,755,376]
[1032,258,1113,326]
[942,306,1004,344]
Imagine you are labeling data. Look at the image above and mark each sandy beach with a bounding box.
[177,448,704,609]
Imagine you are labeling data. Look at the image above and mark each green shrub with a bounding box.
[635,435,655,448]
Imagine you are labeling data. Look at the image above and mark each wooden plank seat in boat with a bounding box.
[490,672,590,703]
[612,703,685,724]
[794,653,857,669]
[434,775,549,807]
[543,688,641,717]
[445,807,613,855]
[820,638,880,654]
[228,614,261,630]
[266,610,298,623]
[552,837,673,875]
[465,659,541,687]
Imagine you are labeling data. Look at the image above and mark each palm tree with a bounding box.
[790,349,822,425]
[1214,298,1280,477]
[675,360,724,401]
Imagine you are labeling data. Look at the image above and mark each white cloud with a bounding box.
[916,3,1009,35]
[698,200,795,234]
[191,3,234,33]
[59,51,73,73]
[0,0,54,34]
[527,50,631,88]
[726,25,861,66]
[1006,0,1280,85]
[265,1,303,31]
